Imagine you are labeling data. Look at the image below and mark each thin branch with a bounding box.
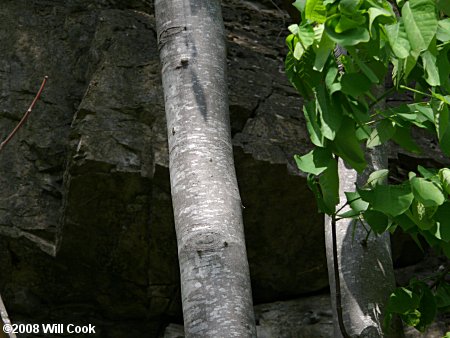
[0,76,48,152]
[0,292,16,338]
[331,213,352,338]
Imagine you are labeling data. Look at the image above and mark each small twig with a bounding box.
[0,76,48,152]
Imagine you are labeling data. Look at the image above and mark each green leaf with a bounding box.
[294,41,306,59]
[298,24,315,48]
[345,191,369,213]
[368,7,395,33]
[394,213,417,232]
[410,177,445,207]
[437,45,450,93]
[331,118,367,172]
[385,21,411,59]
[319,159,339,213]
[364,209,390,233]
[335,13,366,33]
[439,168,450,195]
[433,98,450,156]
[437,0,450,16]
[316,85,343,141]
[303,99,326,147]
[410,200,436,230]
[392,126,422,154]
[437,19,450,42]
[325,65,339,92]
[293,0,306,13]
[353,53,379,84]
[435,202,450,241]
[421,50,440,86]
[341,72,373,98]
[413,281,437,331]
[294,147,333,175]
[387,287,420,314]
[417,166,440,185]
[305,0,327,23]
[288,24,299,35]
[367,119,395,148]
[435,282,450,310]
[325,14,370,46]
[358,184,414,217]
[402,310,421,328]
[338,0,362,15]
[366,169,389,187]
[307,173,332,214]
[313,27,335,71]
[285,52,312,97]
[402,0,438,53]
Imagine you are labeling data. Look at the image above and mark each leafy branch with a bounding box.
[0,76,48,152]
[286,0,450,333]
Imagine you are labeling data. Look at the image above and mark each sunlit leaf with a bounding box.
[385,21,410,59]
[293,0,307,13]
[345,191,369,212]
[439,168,450,195]
[422,50,440,87]
[366,169,389,187]
[410,177,445,207]
[358,184,414,216]
[294,147,334,175]
[437,19,450,42]
[306,0,327,23]
[402,0,438,52]
[313,27,335,71]
[368,7,395,33]
[325,14,370,46]
[298,24,315,48]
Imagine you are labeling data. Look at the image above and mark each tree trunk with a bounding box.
[155,0,256,336]
[326,151,403,338]
[325,85,403,337]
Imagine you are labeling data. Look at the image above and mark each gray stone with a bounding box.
[162,295,334,338]
[0,0,448,336]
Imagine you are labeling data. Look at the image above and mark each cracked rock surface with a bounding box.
[0,0,325,335]
[0,0,446,336]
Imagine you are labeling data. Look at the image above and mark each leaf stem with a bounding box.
[399,85,431,98]
[0,76,48,152]
[369,87,396,109]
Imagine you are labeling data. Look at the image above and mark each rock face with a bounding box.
[0,0,327,335]
[163,295,334,338]
[0,0,446,336]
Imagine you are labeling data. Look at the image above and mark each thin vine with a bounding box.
[0,76,48,152]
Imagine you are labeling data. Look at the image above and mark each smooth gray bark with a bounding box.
[155,0,256,336]
[325,81,403,337]
[326,151,402,338]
